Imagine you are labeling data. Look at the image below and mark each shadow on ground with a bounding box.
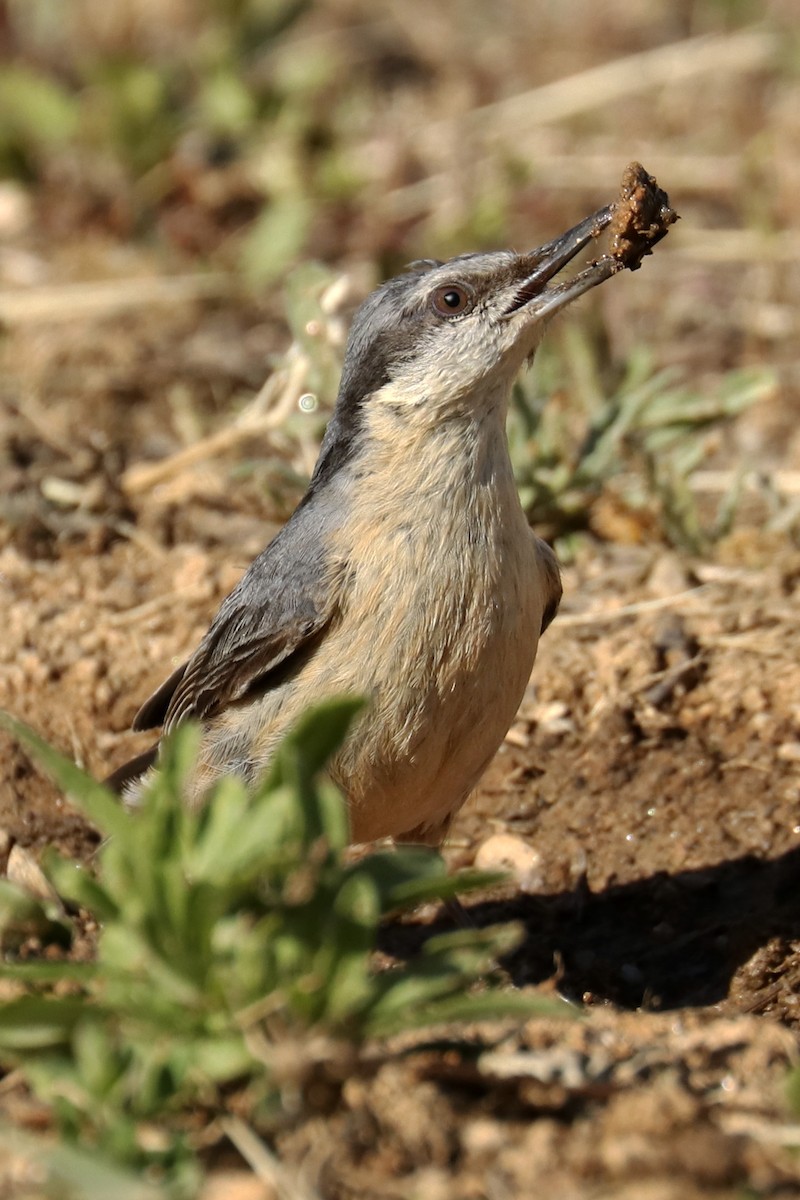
[382,847,800,1018]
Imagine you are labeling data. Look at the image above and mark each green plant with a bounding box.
[0,702,552,1194]
[0,64,79,176]
[508,329,774,551]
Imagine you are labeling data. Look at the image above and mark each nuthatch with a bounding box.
[109,166,676,846]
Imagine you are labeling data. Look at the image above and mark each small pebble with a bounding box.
[475,833,543,892]
[647,552,690,597]
[6,845,61,907]
[0,182,31,238]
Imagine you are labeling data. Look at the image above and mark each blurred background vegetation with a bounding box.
[0,0,797,550]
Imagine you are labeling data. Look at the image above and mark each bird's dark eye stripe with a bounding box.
[430,284,472,317]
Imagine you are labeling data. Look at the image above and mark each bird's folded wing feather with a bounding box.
[535,535,563,635]
[133,508,344,734]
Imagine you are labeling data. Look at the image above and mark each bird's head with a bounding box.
[338,204,622,424]
[310,170,675,489]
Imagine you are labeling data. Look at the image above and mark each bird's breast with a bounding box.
[316,416,548,840]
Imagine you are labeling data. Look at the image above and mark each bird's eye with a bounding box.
[430,284,472,317]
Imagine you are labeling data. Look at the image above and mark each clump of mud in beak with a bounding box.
[506,161,678,320]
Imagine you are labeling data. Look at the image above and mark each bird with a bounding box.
[108,184,672,847]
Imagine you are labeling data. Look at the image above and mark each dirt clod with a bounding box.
[609,161,679,270]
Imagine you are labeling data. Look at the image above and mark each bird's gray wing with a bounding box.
[535,536,563,635]
[133,504,344,734]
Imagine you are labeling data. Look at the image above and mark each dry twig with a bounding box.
[0,274,231,327]
[465,28,775,134]
[220,1116,322,1200]
[120,355,309,497]
[556,586,714,627]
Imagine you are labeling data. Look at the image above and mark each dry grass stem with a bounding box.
[0,274,232,327]
[512,154,742,192]
[120,355,309,497]
[717,1115,800,1147]
[220,1116,322,1200]
[557,586,714,626]
[385,154,742,219]
[690,470,800,495]
[673,230,800,262]
[450,28,776,138]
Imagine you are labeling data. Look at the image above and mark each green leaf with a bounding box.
[0,878,72,950]
[312,778,350,850]
[154,723,204,800]
[366,988,570,1037]
[184,1034,254,1084]
[352,845,446,898]
[269,696,365,786]
[0,960,95,985]
[44,851,120,922]
[0,996,89,1052]
[73,1018,125,1098]
[0,711,130,840]
[318,872,381,1023]
[0,67,78,146]
[0,1123,174,1198]
[365,923,525,1026]
[99,926,204,1010]
[241,194,313,287]
[345,849,504,913]
[387,867,507,910]
[186,775,250,881]
[199,72,257,136]
[420,922,525,960]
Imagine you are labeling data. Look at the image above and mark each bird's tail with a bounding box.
[104,745,159,796]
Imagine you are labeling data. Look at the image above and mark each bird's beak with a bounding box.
[504,204,619,320]
[505,164,678,322]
